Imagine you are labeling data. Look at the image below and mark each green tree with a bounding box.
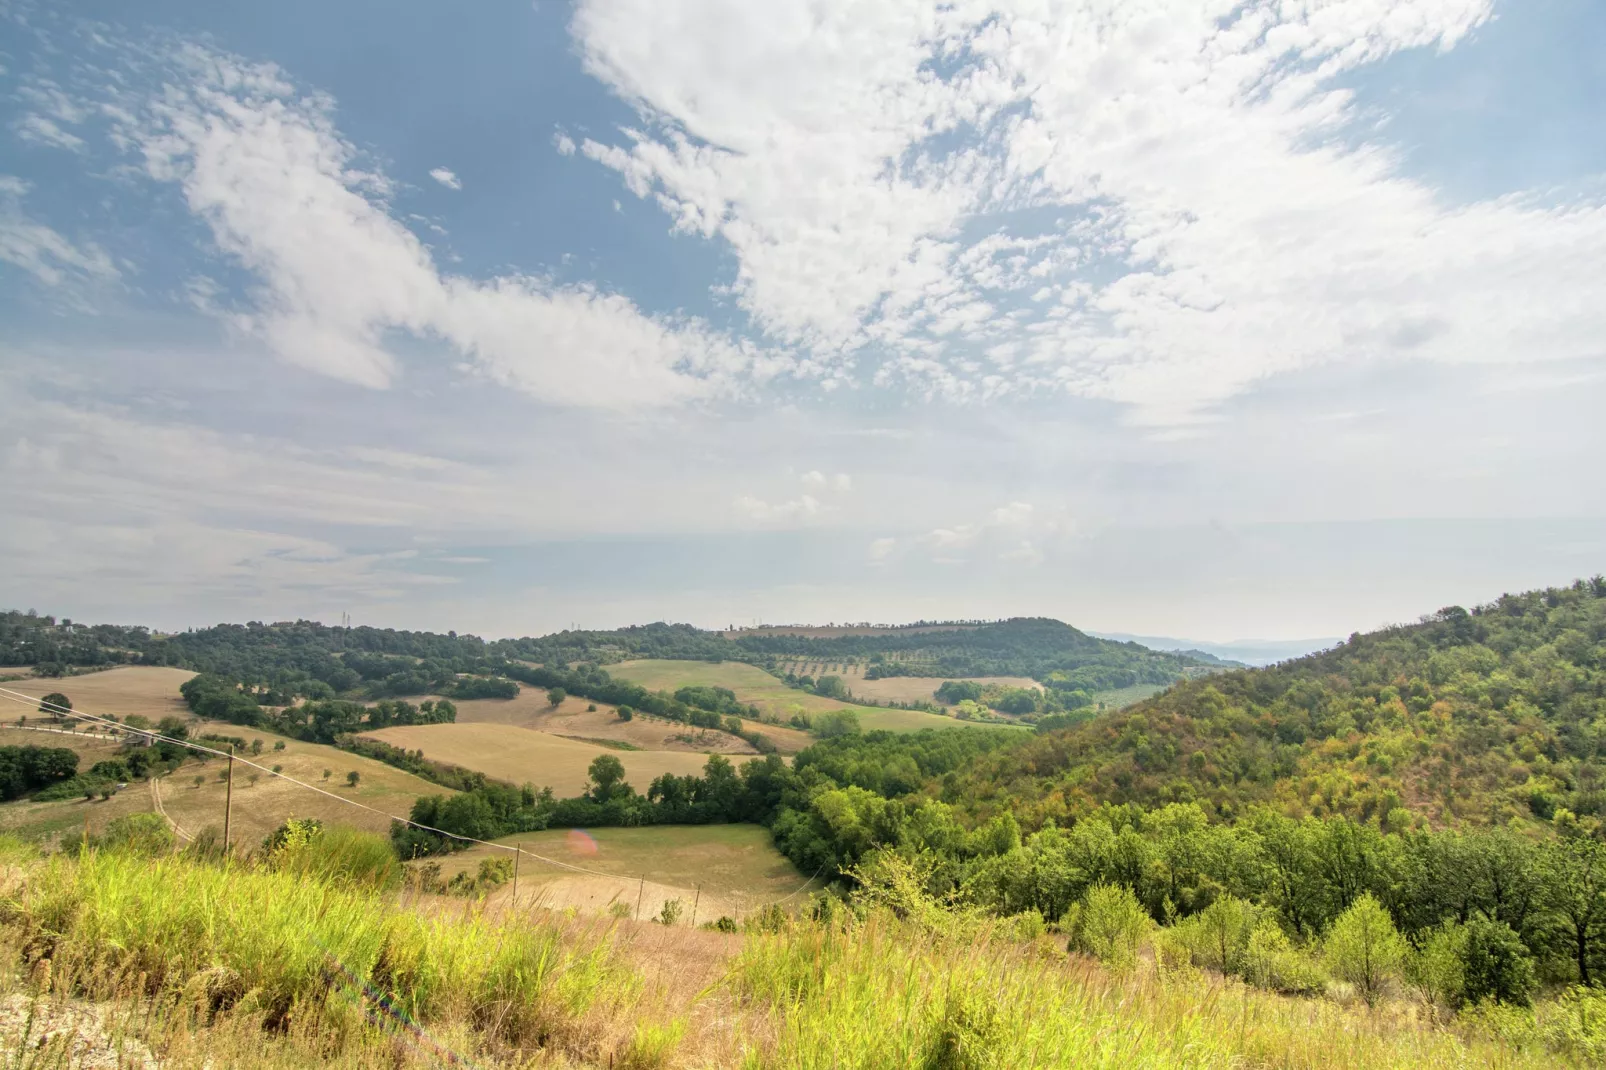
[1539,827,1606,986]
[1323,893,1407,1006]
[38,692,71,720]
[588,754,627,802]
[1065,884,1152,969]
[346,770,360,787]
[617,704,634,722]
[1459,915,1537,1007]
[546,687,567,707]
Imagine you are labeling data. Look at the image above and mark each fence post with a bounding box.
[635,875,645,922]
[691,884,700,929]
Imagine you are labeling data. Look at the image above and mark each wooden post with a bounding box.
[512,848,521,906]
[223,746,235,856]
[635,875,645,922]
[691,884,700,929]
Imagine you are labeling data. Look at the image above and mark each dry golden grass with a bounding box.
[454,692,774,754]
[0,666,195,724]
[0,720,450,848]
[607,659,978,735]
[434,825,819,924]
[362,722,717,796]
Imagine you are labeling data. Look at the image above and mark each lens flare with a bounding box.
[566,828,599,856]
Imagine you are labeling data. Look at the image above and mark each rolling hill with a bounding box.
[949,579,1606,829]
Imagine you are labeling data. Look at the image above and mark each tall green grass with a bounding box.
[725,919,1580,1069]
[2,847,633,1059]
[0,839,1595,1069]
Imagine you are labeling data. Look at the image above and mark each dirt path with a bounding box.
[149,776,193,842]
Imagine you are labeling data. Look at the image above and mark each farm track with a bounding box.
[149,776,193,842]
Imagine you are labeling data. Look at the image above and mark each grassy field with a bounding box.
[452,691,812,754]
[1,845,1589,1070]
[436,824,816,923]
[0,665,195,724]
[607,659,996,735]
[363,722,718,796]
[0,720,450,848]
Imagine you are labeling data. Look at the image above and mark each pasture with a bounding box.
[606,659,983,734]
[432,823,816,923]
[452,692,791,754]
[362,722,718,796]
[0,720,448,848]
[0,666,195,725]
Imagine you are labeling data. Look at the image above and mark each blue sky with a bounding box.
[2,0,1603,643]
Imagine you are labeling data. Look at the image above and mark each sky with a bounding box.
[2,0,1603,644]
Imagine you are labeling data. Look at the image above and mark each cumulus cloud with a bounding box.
[429,167,462,190]
[735,468,854,524]
[115,44,784,407]
[572,0,1606,423]
[553,132,577,156]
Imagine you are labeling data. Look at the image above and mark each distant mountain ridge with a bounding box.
[1089,631,1341,667]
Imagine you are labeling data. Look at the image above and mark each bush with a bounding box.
[1323,893,1407,1006]
[97,812,176,856]
[1460,915,1537,1008]
[1064,884,1151,969]
[1243,921,1325,994]
[263,819,400,891]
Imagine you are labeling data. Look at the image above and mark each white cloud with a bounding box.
[914,501,1070,565]
[0,177,118,286]
[553,132,577,156]
[115,44,786,407]
[573,0,1606,424]
[429,167,462,190]
[800,469,851,491]
[733,493,821,523]
[867,536,898,563]
[17,115,86,152]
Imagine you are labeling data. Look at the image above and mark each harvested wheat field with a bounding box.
[847,673,1043,704]
[452,692,808,753]
[0,666,195,725]
[362,722,718,796]
[0,720,449,848]
[435,824,818,924]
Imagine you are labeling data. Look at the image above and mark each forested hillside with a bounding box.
[950,579,1606,830]
[734,617,1209,691]
[0,611,1205,694]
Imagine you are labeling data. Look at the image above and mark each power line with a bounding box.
[0,687,635,882]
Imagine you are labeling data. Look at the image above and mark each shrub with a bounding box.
[1409,921,1467,1009]
[1460,915,1537,1008]
[1064,884,1152,969]
[657,898,684,926]
[1243,920,1325,994]
[97,812,176,856]
[1323,893,1407,1006]
[346,770,360,787]
[263,819,400,891]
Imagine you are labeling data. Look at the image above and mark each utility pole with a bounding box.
[222,745,235,856]
[635,875,645,922]
[512,848,521,906]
